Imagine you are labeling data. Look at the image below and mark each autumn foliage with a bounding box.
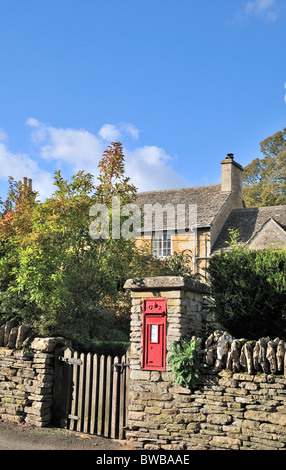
[0,143,195,350]
[0,143,146,348]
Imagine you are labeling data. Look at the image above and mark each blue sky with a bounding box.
[0,0,286,201]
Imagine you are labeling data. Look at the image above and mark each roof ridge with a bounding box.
[232,205,286,212]
[137,183,222,196]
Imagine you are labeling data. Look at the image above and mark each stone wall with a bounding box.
[124,276,286,451]
[0,318,67,426]
[126,368,286,450]
[203,330,286,375]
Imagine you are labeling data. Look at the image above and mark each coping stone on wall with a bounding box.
[124,276,209,294]
[30,337,70,353]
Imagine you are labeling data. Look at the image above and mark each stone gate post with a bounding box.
[124,276,209,449]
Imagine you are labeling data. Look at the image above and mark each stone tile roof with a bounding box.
[136,184,230,230]
[212,205,286,251]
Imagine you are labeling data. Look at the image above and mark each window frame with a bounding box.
[152,231,173,258]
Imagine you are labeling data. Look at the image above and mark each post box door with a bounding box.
[142,299,166,371]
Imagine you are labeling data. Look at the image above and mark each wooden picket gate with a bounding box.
[52,346,130,439]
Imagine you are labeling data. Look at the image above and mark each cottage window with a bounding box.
[152,232,172,258]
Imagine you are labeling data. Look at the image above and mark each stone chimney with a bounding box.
[211,154,244,249]
[220,153,243,198]
[22,177,32,191]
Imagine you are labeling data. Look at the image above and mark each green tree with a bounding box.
[0,177,41,321]
[243,127,286,207]
[0,142,197,349]
[0,143,140,345]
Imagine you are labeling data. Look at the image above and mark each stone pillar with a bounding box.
[124,276,209,449]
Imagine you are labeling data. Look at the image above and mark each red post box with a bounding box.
[142,299,167,371]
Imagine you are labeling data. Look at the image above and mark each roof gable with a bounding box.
[247,217,286,250]
[212,205,286,251]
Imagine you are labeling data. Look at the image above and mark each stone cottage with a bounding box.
[20,153,286,277]
[136,153,286,276]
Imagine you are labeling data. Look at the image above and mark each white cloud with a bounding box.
[131,146,171,166]
[228,0,279,23]
[25,118,188,192]
[98,122,139,141]
[0,119,188,201]
[0,140,54,200]
[27,119,140,174]
[125,146,188,191]
[120,123,139,140]
[25,117,41,128]
[0,129,8,142]
[26,119,103,172]
[98,124,122,142]
[245,0,278,20]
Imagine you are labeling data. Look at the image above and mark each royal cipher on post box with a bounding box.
[142,299,167,371]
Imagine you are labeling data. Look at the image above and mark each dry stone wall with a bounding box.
[126,368,286,450]
[127,329,286,450]
[203,330,286,376]
[0,318,67,426]
[0,317,34,350]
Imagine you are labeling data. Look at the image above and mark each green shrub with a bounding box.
[161,251,194,277]
[208,247,286,339]
[168,338,206,389]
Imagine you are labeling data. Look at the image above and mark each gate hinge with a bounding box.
[58,356,83,365]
